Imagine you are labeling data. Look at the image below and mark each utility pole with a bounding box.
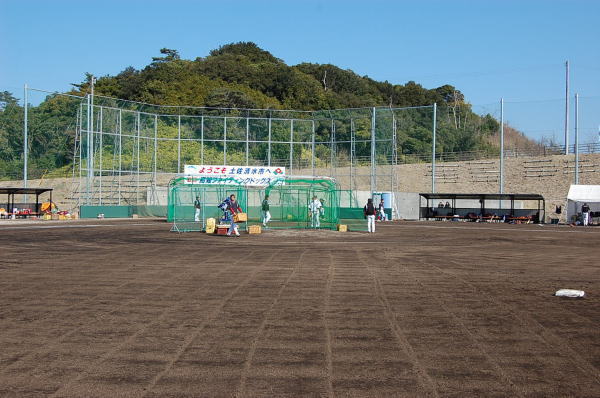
[23,84,28,204]
[91,76,96,136]
[575,93,579,184]
[370,107,377,194]
[90,75,96,204]
[564,61,569,154]
[500,98,504,194]
[86,75,96,205]
[431,103,437,193]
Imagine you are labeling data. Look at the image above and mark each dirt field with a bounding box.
[1,220,599,397]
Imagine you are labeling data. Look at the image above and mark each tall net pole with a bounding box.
[391,111,398,194]
[350,118,355,194]
[177,115,181,173]
[370,107,376,193]
[564,60,570,155]
[267,115,272,166]
[431,103,437,193]
[90,76,96,204]
[245,116,250,166]
[575,93,579,184]
[200,116,204,164]
[86,94,91,205]
[153,114,158,202]
[311,120,315,176]
[72,104,82,206]
[23,84,28,204]
[136,112,140,205]
[499,98,504,194]
[223,117,227,165]
[118,109,122,205]
[289,120,294,174]
[99,107,104,205]
[330,119,336,180]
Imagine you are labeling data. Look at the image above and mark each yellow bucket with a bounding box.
[205,217,216,234]
[234,212,247,222]
[248,225,262,234]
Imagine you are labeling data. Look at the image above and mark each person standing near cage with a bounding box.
[194,195,201,222]
[309,195,322,228]
[262,194,271,227]
[219,194,242,237]
[377,198,387,222]
[364,198,377,233]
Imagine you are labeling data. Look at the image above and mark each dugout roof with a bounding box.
[420,193,544,201]
[0,187,53,195]
[1,187,54,213]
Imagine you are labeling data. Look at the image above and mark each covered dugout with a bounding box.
[168,176,340,232]
[566,185,600,224]
[420,193,545,223]
[0,187,53,218]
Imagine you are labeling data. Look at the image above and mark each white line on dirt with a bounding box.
[0,223,159,230]
[396,223,600,234]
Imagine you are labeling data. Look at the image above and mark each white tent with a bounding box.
[566,185,600,223]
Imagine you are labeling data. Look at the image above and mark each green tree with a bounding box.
[152,48,181,63]
[0,42,538,179]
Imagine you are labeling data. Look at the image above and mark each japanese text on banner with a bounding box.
[183,165,285,186]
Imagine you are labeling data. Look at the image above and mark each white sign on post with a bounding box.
[183,165,285,186]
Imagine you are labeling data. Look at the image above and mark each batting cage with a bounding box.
[168,178,248,232]
[168,176,342,232]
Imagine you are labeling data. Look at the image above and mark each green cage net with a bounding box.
[168,176,344,232]
[168,180,247,232]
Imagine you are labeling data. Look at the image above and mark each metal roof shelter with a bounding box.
[566,185,600,222]
[420,193,545,201]
[566,185,600,202]
[0,187,53,215]
[419,193,545,223]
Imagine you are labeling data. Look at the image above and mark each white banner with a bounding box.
[183,165,285,186]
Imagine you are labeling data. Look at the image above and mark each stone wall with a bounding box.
[316,154,600,222]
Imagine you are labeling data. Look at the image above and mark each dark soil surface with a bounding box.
[1,220,599,397]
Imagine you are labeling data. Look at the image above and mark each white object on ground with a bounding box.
[554,289,585,298]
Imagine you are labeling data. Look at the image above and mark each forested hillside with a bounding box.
[1,42,534,179]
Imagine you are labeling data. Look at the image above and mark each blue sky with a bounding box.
[1,0,599,143]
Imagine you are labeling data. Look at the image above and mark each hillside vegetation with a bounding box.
[0,42,537,179]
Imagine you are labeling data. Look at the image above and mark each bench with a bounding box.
[508,216,533,224]
[1,211,41,219]
[481,215,502,223]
